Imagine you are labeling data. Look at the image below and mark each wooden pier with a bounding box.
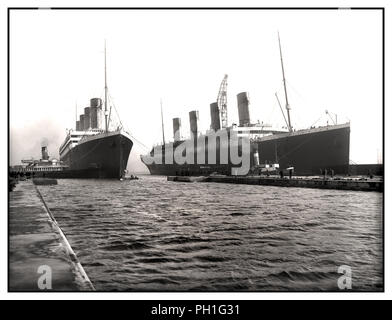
[9,180,94,291]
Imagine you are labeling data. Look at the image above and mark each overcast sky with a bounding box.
[9,8,383,171]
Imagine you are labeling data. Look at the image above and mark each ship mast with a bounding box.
[160,99,166,145]
[278,32,293,133]
[104,41,108,132]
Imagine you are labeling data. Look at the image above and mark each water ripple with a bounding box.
[37,175,383,291]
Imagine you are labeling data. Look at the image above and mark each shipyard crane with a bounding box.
[217,74,228,128]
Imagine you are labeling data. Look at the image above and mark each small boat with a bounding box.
[121,175,139,181]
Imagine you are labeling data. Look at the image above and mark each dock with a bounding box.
[167,176,208,183]
[167,175,383,192]
[9,180,95,291]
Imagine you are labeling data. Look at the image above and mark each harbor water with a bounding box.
[37,175,383,291]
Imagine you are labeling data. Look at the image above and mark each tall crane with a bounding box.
[217,74,228,128]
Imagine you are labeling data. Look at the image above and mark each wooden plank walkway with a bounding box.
[9,180,94,291]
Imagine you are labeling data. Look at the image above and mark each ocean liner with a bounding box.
[59,44,133,179]
[141,35,350,176]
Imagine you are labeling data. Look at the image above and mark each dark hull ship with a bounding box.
[253,123,350,176]
[59,44,133,179]
[141,35,350,176]
[141,122,350,177]
[59,129,133,179]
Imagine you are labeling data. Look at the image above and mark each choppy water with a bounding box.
[37,175,383,291]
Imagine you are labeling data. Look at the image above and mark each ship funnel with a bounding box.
[189,110,199,138]
[84,107,91,130]
[210,102,221,131]
[237,92,251,127]
[173,117,181,142]
[76,120,81,131]
[90,98,101,107]
[79,114,85,131]
[41,146,49,160]
[90,98,102,129]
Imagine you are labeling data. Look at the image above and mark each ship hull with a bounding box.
[256,124,350,175]
[141,124,350,176]
[60,132,133,179]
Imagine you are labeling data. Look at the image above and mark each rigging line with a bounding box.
[113,105,123,129]
[286,79,327,126]
[272,87,284,119]
[127,130,150,152]
[95,89,105,129]
[106,92,150,152]
[107,106,112,130]
[130,136,150,152]
[285,81,316,127]
[105,93,117,131]
[310,115,323,128]
[107,93,124,130]
[99,88,105,100]
[124,129,150,151]
[278,85,301,129]
[265,95,280,124]
[285,79,307,102]
[277,81,306,129]
[107,93,113,130]
[275,93,289,129]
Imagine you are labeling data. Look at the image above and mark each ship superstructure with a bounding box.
[58,43,133,179]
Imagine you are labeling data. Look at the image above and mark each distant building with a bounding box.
[9,146,68,173]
